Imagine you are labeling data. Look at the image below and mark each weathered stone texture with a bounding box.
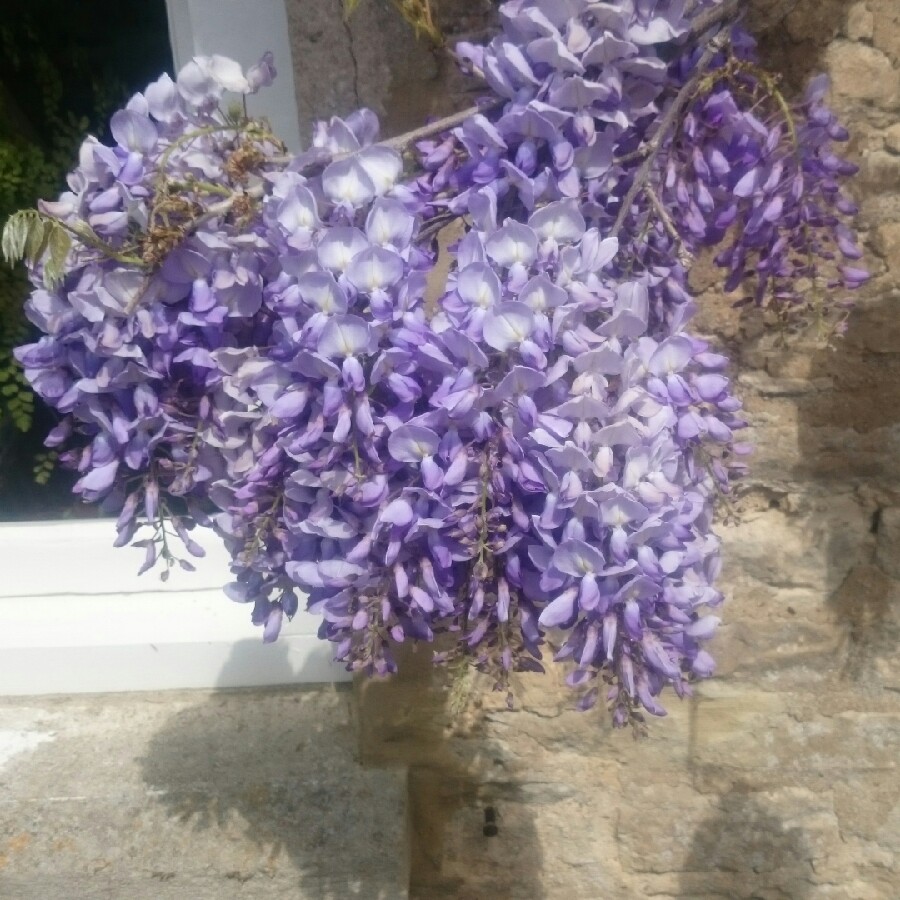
[285,0,495,140]
[293,3,900,897]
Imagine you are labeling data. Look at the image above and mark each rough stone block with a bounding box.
[825,41,899,108]
[875,507,900,578]
[847,2,876,41]
[712,583,849,689]
[872,0,900,63]
[618,784,840,889]
[885,124,900,155]
[691,685,900,791]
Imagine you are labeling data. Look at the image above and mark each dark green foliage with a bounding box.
[0,0,171,515]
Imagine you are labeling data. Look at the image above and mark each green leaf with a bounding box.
[1,210,33,263]
[23,214,49,264]
[43,222,70,289]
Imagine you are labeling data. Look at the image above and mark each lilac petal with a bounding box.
[615,575,659,603]
[528,200,586,243]
[685,616,721,640]
[616,282,649,321]
[410,585,435,613]
[641,633,680,678]
[519,275,567,312]
[603,613,618,661]
[323,157,376,206]
[492,365,547,400]
[78,460,119,493]
[366,198,416,248]
[649,336,696,376]
[468,188,498,233]
[388,425,440,463]
[483,303,534,351]
[550,76,611,110]
[277,185,320,235]
[841,266,870,287]
[574,347,624,375]
[497,577,511,623]
[205,55,251,92]
[636,675,667,716]
[538,586,578,628]
[381,498,414,527]
[485,222,538,267]
[692,650,716,677]
[287,559,365,589]
[462,115,507,150]
[578,232,619,272]
[457,263,502,308]
[292,351,341,380]
[296,272,348,314]
[552,540,605,576]
[342,356,366,392]
[582,34,636,66]
[578,575,601,611]
[734,168,759,198]
[624,600,643,640]
[317,227,368,271]
[247,51,276,91]
[694,374,730,402]
[347,247,404,293]
[145,73,180,122]
[527,36,584,73]
[594,421,641,447]
[552,396,609,420]
[547,443,595,471]
[110,110,158,154]
[600,496,648,526]
[318,315,373,358]
[356,146,403,195]
[421,456,444,491]
[441,330,489,369]
[263,606,284,643]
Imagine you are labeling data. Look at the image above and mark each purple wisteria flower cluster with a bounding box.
[9,0,866,729]
[12,53,283,574]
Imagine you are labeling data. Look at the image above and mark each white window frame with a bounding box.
[165,0,303,150]
[0,520,348,695]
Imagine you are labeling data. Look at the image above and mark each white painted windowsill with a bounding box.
[0,519,348,696]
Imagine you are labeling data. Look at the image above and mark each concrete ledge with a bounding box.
[0,689,408,898]
[0,520,348,695]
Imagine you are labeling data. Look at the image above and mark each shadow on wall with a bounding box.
[356,645,546,900]
[139,639,407,898]
[680,785,815,899]
[679,0,900,900]
[798,291,900,686]
[778,0,900,687]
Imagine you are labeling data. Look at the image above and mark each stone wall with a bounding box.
[285,0,495,140]
[286,3,900,897]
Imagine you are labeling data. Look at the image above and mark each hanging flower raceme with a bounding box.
[6,0,866,731]
[12,53,286,573]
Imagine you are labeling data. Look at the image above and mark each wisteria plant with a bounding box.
[4,0,867,732]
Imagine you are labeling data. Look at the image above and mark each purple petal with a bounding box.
[483,302,534,351]
[538,586,578,628]
[110,110,158,154]
[388,425,440,463]
[318,315,373,358]
[552,540,605,576]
